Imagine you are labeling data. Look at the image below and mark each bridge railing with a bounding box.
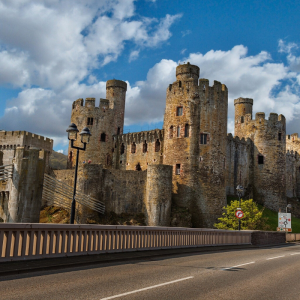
[0,224,251,262]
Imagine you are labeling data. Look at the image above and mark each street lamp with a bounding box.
[66,123,91,224]
[236,185,244,231]
[286,204,292,213]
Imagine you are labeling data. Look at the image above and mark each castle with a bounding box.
[0,62,300,227]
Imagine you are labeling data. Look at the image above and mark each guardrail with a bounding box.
[0,224,251,262]
[286,233,300,242]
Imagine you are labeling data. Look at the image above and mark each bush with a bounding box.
[214,199,269,230]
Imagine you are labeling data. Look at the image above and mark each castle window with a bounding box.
[117,127,120,135]
[120,143,125,155]
[131,142,136,154]
[176,106,183,116]
[143,141,147,153]
[169,126,173,139]
[87,117,93,125]
[100,133,106,142]
[200,133,208,144]
[288,135,291,139]
[258,155,264,165]
[184,124,189,137]
[179,81,182,88]
[278,132,282,141]
[106,154,111,166]
[135,163,141,171]
[155,139,160,152]
[175,164,181,175]
[241,116,244,123]
[177,126,181,137]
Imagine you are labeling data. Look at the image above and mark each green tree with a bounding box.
[214,199,269,230]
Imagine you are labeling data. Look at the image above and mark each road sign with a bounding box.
[277,227,292,232]
[235,210,244,218]
[278,213,291,230]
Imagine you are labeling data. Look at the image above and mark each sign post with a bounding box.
[277,212,292,232]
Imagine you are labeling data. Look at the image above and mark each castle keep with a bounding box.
[0,62,299,227]
[57,62,299,227]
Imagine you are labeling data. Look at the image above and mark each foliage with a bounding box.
[214,199,269,230]
[49,151,67,170]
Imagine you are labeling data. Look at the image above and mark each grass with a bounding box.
[227,196,300,233]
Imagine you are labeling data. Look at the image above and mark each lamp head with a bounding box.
[66,123,79,141]
[79,127,92,144]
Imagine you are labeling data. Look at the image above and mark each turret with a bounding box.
[176,62,200,81]
[234,97,253,137]
[106,79,127,135]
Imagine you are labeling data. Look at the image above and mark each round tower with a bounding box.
[234,97,253,137]
[176,62,200,81]
[106,80,127,135]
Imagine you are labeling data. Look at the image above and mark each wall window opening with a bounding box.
[177,126,181,137]
[184,124,189,137]
[131,142,136,154]
[155,139,160,152]
[179,81,182,88]
[258,155,264,165]
[87,117,94,125]
[106,154,111,166]
[135,163,141,171]
[176,106,183,116]
[100,133,106,142]
[200,133,208,144]
[175,164,181,175]
[120,143,125,155]
[241,116,244,123]
[117,127,120,135]
[169,126,173,139]
[143,141,147,153]
[278,132,282,141]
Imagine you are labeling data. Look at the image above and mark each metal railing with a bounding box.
[0,164,13,182]
[0,224,252,262]
[42,174,105,214]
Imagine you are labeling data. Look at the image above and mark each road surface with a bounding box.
[1,244,300,300]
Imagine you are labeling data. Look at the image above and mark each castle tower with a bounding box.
[234,98,253,137]
[67,80,127,169]
[233,100,287,211]
[163,62,228,227]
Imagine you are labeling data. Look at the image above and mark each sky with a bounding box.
[0,0,300,153]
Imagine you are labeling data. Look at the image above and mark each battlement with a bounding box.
[198,79,228,93]
[227,133,252,145]
[115,129,164,144]
[176,62,199,81]
[286,150,299,159]
[106,79,127,91]
[254,112,286,124]
[0,131,53,152]
[85,98,96,108]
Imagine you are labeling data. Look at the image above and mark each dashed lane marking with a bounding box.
[100,276,194,300]
[266,255,285,260]
[290,253,300,255]
[222,262,255,270]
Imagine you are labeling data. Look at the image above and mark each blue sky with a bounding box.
[0,0,299,153]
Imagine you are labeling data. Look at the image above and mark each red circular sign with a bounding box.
[235,210,244,218]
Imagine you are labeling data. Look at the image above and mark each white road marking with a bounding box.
[222,262,255,270]
[266,255,285,260]
[290,253,300,255]
[100,276,194,300]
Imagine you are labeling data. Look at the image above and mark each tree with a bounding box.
[214,199,269,230]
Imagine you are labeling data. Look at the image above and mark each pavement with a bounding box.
[0,242,300,300]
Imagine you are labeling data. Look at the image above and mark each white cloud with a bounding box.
[57,149,64,154]
[181,30,191,37]
[129,50,140,62]
[181,48,187,55]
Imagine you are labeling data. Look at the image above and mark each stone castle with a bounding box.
[1,62,300,227]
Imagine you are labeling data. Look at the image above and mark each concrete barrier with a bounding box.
[286,233,300,242]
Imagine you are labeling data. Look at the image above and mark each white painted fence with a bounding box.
[0,224,252,262]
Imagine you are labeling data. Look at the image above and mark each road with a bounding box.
[1,244,300,300]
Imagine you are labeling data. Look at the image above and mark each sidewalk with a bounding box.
[0,245,255,277]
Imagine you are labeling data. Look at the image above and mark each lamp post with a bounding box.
[236,185,244,231]
[66,123,91,224]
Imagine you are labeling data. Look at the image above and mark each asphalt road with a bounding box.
[1,244,300,300]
